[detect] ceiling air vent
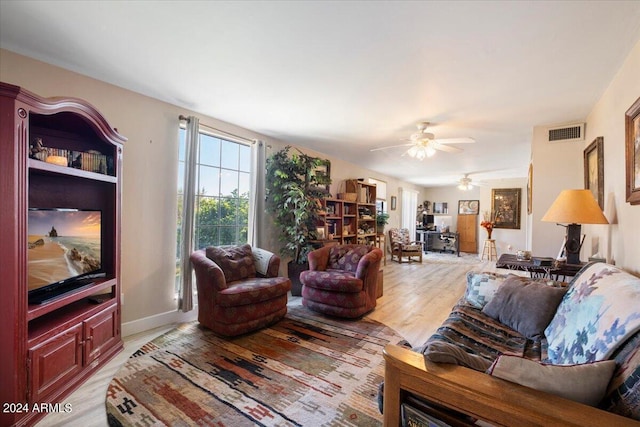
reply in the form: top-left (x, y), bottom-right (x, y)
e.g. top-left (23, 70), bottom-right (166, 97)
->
top-left (547, 123), bottom-right (585, 142)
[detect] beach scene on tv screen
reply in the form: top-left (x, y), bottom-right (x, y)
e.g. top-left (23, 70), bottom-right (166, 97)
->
top-left (28, 210), bottom-right (101, 290)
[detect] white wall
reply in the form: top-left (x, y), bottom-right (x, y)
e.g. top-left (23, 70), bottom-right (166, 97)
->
top-left (421, 185), bottom-right (481, 234)
top-left (531, 39), bottom-right (640, 275)
top-left (531, 125), bottom-right (584, 258)
top-left (479, 178), bottom-right (529, 257)
top-left (0, 48), bottom-right (426, 330)
top-left (423, 179), bottom-right (528, 258)
top-left (583, 39), bottom-right (640, 274)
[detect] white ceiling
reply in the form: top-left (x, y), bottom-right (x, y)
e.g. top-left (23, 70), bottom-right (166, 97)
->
top-left (2, 1), bottom-right (640, 186)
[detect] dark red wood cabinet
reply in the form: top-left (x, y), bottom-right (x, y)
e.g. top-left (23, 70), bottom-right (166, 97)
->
top-left (0, 83), bottom-right (125, 426)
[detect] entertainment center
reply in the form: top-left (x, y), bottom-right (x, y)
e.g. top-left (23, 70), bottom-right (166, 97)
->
top-left (0, 83), bottom-right (125, 426)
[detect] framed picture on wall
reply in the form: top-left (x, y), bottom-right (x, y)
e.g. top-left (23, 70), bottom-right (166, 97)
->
top-left (310, 159), bottom-right (331, 192)
top-left (625, 96), bottom-right (640, 205)
top-left (584, 136), bottom-right (604, 209)
top-left (458, 200), bottom-right (479, 215)
top-left (491, 188), bottom-right (521, 229)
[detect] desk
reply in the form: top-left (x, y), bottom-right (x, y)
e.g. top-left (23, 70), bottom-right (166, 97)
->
top-left (417, 230), bottom-right (460, 256)
top-left (496, 254), bottom-right (585, 280)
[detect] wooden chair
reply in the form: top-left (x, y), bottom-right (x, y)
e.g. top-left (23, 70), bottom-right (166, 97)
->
top-left (388, 228), bottom-right (423, 263)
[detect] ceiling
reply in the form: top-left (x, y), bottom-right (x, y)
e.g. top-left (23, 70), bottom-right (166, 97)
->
top-left (2, 1), bottom-right (640, 187)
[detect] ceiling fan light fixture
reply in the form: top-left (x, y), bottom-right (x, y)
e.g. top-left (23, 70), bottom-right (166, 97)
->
top-left (426, 145), bottom-right (436, 157)
top-left (458, 176), bottom-right (474, 190)
top-left (407, 145), bottom-right (427, 160)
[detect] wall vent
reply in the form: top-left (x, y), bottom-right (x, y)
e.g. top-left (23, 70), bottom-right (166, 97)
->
top-left (547, 123), bottom-right (585, 142)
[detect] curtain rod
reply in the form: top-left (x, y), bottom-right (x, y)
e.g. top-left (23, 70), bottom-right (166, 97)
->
top-left (179, 114), bottom-right (256, 144)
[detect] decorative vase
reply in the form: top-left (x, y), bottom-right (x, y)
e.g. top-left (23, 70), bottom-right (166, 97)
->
top-left (487, 229), bottom-right (492, 239)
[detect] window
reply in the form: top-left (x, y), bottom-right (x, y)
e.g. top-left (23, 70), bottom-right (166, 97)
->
top-left (176, 127), bottom-right (251, 290)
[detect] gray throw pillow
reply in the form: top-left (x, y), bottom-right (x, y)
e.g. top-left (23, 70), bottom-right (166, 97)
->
top-left (481, 275), bottom-right (567, 339)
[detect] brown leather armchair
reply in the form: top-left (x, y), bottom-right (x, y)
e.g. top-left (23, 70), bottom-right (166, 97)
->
top-left (388, 228), bottom-right (423, 263)
top-left (190, 244), bottom-right (291, 336)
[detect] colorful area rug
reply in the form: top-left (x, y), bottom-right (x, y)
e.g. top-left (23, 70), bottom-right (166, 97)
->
top-left (106, 306), bottom-right (405, 426)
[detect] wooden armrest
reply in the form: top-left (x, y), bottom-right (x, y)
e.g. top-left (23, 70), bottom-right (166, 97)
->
top-left (383, 344), bottom-right (637, 427)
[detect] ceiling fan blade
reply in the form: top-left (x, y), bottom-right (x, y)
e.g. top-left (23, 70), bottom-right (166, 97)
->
top-left (432, 137), bottom-right (475, 144)
top-left (370, 143), bottom-right (413, 152)
top-left (432, 143), bottom-right (463, 153)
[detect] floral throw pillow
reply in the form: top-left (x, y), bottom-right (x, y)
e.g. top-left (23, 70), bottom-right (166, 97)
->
top-left (545, 262), bottom-right (640, 365)
top-left (337, 246), bottom-right (369, 272)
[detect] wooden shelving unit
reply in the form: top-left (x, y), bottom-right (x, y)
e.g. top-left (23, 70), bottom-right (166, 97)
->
top-left (0, 82), bottom-right (125, 427)
top-left (345, 179), bottom-right (377, 245)
top-left (317, 198), bottom-right (358, 245)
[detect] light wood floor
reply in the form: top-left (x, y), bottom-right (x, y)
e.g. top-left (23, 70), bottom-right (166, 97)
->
top-left (36, 254), bottom-right (499, 426)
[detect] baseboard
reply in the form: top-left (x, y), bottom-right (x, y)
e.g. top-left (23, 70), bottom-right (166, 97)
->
top-left (122, 308), bottom-right (198, 337)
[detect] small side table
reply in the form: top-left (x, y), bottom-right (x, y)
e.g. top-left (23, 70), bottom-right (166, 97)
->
top-left (481, 239), bottom-right (497, 261)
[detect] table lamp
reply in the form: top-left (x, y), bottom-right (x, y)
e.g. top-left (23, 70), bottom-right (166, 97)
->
top-left (541, 189), bottom-right (608, 265)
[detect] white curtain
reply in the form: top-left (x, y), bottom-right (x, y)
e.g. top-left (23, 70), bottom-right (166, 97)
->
top-left (401, 188), bottom-right (418, 240)
top-left (178, 116), bottom-right (199, 312)
top-left (248, 140), bottom-right (266, 247)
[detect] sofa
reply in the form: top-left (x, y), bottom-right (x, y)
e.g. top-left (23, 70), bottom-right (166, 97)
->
top-left (382, 262), bottom-right (640, 426)
top-left (190, 244), bottom-right (291, 336)
top-left (300, 244), bottom-right (382, 318)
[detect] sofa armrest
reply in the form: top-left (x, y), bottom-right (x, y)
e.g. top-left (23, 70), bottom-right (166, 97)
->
top-left (190, 249), bottom-right (227, 292)
top-left (383, 344), bottom-right (637, 427)
top-left (307, 246), bottom-right (331, 271)
top-left (355, 247), bottom-right (382, 280)
top-left (251, 247), bottom-right (280, 277)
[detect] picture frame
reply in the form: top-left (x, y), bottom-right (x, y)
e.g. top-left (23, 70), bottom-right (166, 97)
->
top-left (584, 136), bottom-right (604, 209)
top-left (316, 226), bottom-right (326, 240)
top-left (311, 159), bottom-right (331, 192)
top-left (491, 188), bottom-right (521, 229)
top-left (390, 196), bottom-right (397, 211)
top-left (625, 96), bottom-right (640, 205)
top-left (458, 200), bottom-right (479, 215)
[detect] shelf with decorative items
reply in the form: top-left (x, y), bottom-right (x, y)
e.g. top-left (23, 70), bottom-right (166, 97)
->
top-left (345, 179), bottom-right (377, 245)
top-left (323, 198), bottom-right (343, 243)
top-left (315, 198), bottom-right (366, 245)
top-left (1, 82), bottom-right (125, 427)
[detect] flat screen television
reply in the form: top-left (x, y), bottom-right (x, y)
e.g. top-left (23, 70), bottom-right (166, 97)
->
top-left (28, 208), bottom-right (104, 304)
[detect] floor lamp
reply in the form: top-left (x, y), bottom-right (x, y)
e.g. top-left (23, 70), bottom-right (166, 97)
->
top-left (541, 189), bottom-right (608, 265)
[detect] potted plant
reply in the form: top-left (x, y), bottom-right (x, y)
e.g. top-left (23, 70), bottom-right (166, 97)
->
top-left (266, 146), bottom-right (331, 295)
top-left (376, 211), bottom-right (390, 234)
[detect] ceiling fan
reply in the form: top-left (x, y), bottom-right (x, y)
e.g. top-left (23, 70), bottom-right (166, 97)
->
top-left (457, 173), bottom-right (488, 190)
top-left (370, 122), bottom-right (475, 160)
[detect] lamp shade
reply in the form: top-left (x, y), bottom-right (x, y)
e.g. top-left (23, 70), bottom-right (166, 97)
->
top-left (541, 189), bottom-right (608, 224)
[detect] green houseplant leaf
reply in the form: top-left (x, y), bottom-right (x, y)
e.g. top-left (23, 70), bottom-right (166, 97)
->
top-left (266, 146), bottom-right (331, 264)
